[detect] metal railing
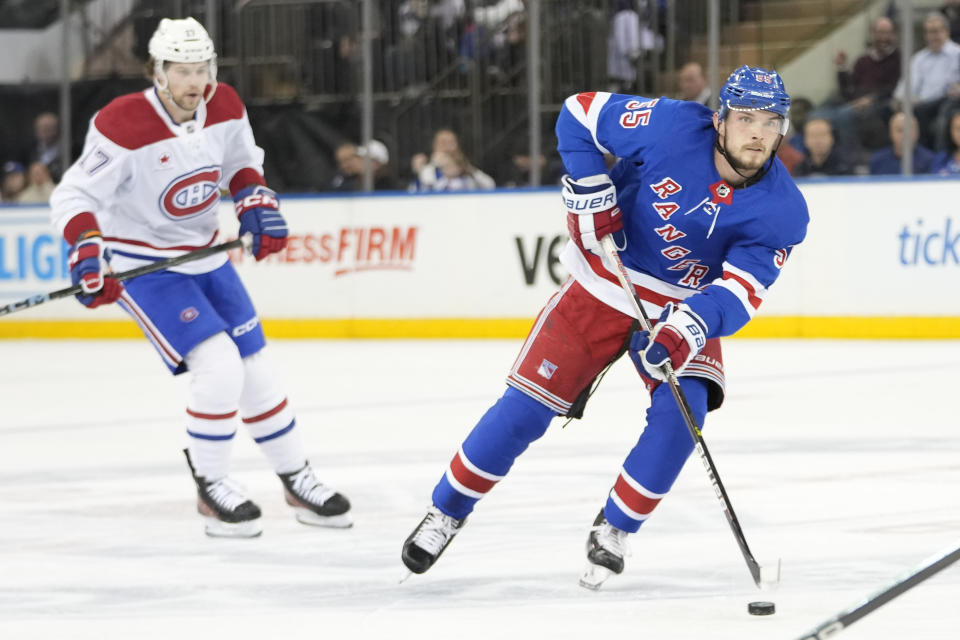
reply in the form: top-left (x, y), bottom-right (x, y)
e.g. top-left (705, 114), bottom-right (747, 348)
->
top-left (26, 0), bottom-right (915, 189)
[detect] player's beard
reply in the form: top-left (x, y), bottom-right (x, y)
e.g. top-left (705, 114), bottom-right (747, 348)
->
top-left (721, 136), bottom-right (771, 175)
top-left (172, 91), bottom-right (203, 113)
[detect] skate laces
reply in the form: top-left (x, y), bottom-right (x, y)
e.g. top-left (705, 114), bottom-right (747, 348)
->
top-left (593, 521), bottom-right (631, 559)
top-left (412, 507), bottom-right (462, 555)
top-left (287, 465), bottom-right (336, 506)
top-left (205, 477), bottom-right (250, 511)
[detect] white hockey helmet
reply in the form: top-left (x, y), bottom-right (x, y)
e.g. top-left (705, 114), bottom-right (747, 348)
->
top-left (148, 17), bottom-right (218, 102)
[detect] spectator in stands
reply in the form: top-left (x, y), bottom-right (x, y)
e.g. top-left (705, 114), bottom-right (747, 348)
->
top-left (941, 0), bottom-right (960, 41)
top-left (411, 128), bottom-right (495, 191)
top-left (607, 0), bottom-right (641, 93)
top-left (676, 61), bottom-right (711, 106)
top-left (27, 111), bottom-right (64, 183)
top-left (794, 118), bottom-right (855, 177)
top-left (892, 12), bottom-right (960, 149)
top-left (869, 112), bottom-right (938, 175)
top-left (932, 110), bottom-right (960, 174)
top-left (825, 16), bottom-right (900, 152)
top-left (387, 0), bottom-right (459, 93)
top-left (330, 140), bottom-right (398, 191)
top-left (787, 96), bottom-right (815, 152)
top-left (473, 0), bottom-right (524, 28)
top-left (1, 161), bottom-right (26, 202)
top-left (358, 139), bottom-right (399, 189)
top-left (16, 161), bottom-right (56, 203)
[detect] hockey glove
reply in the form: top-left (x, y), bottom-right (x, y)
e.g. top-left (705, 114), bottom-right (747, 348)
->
top-left (629, 302), bottom-right (708, 381)
top-left (67, 230), bottom-right (123, 308)
top-left (234, 185), bottom-right (288, 261)
top-left (561, 173), bottom-right (623, 252)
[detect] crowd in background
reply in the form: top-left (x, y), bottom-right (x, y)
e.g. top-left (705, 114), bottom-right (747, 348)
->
top-left (1, 111), bottom-right (61, 204)
top-left (782, 7), bottom-right (960, 179)
top-left (5, 1), bottom-right (960, 203)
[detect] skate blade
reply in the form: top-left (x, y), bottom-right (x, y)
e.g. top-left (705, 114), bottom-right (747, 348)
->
top-left (202, 517), bottom-right (263, 538)
top-left (293, 509), bottom-right (354, 529)
top-left (579, 563), bottom-right (614, 590)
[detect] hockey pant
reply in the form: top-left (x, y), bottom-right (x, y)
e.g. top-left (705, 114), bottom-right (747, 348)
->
top-left (431, 378), bottom-right (708, 529)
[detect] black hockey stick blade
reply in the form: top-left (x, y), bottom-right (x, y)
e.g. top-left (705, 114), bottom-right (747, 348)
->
top-left (0, 235), bottom-right (249, 318)
top-left (795, 541), bottom-right (960, 639)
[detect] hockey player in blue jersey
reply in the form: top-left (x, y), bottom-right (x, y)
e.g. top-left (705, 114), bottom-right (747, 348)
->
top-left (401, 66), bottom-right (809, 588)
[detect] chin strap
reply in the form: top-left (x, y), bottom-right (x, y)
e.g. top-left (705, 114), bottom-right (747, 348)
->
top-left (714, 133), bottom-right (783, 188)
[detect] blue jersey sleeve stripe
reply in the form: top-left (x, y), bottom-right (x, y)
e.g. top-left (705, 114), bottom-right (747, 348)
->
top-left (556, 93), bottom-right (614, 177)
top-left (684, 284), bottom-right (753, 338)
top-left (714, 278), bottom-right (760, 318)
top-left (562, 92), bottom-right (613, 155)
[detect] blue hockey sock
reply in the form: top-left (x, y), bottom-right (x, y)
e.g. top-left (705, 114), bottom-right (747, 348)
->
top-left (603, 377), bottom-right (709, 533)
top-left (432, 387), bottom-right (556, 519)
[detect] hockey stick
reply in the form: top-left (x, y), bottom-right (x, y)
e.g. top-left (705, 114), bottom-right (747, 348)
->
top-left (0, 235), bottom-right (251, 318)
top-left (795, 541), bottom-right (960, 639)
top-left (599, 234), bottom-right (778, 589)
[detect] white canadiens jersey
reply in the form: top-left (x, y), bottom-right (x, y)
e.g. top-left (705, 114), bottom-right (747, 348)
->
top-left (50, 84), bottom-right (265, 275)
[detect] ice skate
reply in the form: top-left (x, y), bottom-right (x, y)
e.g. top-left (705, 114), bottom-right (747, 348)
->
top-left (278, 462), bottom-right (352, 528)
top-left (579, 510), bottom-right (630, 590)
top-left (183, 449), bottom-right (262, 538)
top-left (401, 506), bottom-right (466, 575)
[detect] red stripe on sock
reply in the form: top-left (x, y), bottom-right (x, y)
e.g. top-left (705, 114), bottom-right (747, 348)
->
top-left (613, 475), bottom-right (662, 516)
top-left (242, 398), bottom-right (288, 424)
top-left (449, 451), bottom-right (498, 494)
top-left (186, 408), bottom-right (238, 420)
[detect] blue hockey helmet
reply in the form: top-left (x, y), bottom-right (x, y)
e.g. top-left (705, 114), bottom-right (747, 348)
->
top-left (718, 65), bottom-right (790, 134)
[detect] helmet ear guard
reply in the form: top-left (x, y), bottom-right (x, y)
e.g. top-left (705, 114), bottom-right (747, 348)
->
top-left (148, 17), bottom-right (218, 103)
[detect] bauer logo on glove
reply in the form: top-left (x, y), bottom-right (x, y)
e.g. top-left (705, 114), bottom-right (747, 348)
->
top-left (561, 173), bottom-right (623, 253)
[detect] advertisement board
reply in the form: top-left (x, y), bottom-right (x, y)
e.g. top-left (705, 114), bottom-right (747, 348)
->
top-left (1, 179), bottom-right (958, 338)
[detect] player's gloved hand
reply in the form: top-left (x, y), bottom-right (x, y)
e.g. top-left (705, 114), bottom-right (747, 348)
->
top-left (629, 302), bottom-right (708, 381)
top-left (561, 173), bottom-right (622, 252)
top-left (234, 185), bottom-right (288, 261)
top-left (67, 230), bottom-right (123, 308)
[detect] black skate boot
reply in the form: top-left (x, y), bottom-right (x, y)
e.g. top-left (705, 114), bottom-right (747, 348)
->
top-left (278, 462), bottom-right (352, 528)
top-left (579, 509), bottom-right (630, 590)
top-left (401, 506), bottom-right (466, 574)
top-left (183, 449), bottom-right (262, 538)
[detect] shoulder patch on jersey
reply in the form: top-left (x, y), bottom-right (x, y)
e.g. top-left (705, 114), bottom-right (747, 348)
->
top-left (94, 92), bottom-right (175, 150)
top-left (205, 83), bottom-right (245, 127)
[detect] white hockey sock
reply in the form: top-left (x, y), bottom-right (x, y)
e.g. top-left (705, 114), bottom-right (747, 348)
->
top-left (183, 333), bottom-right (244, 480)
top-left (240, 349), bottom-right (307, 474)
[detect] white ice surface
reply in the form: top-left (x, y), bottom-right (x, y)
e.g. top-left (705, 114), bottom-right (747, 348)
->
top-left (1, 338), bottom-right (958, 640)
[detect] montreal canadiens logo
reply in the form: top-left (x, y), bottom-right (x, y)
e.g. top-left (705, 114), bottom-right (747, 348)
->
top-left (159, 166), bottom-right (222, 220)
top-left (180, 307), bottom-right (199, 322)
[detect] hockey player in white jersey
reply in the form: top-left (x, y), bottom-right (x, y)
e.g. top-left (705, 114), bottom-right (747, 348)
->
top-left (49, 17), bottom-right (351, 537)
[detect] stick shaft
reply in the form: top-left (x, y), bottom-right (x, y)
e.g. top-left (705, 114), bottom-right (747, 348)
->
top-left (796, 543), bottom-right (960, 639)
top-left (0, 238), bottom-right (244, 318)
top-left (599, 235), bottom-right (765, 586)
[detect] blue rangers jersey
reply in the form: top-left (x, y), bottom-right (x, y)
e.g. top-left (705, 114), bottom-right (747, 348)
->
top-left (555, 92), bottom-right (809, 338)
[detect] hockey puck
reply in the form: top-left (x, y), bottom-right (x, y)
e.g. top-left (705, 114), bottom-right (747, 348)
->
top-left (748, 601), bottom-right (775, 616)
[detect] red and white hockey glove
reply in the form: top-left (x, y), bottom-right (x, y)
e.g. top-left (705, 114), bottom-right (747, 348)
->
top-left (234, 185), bottom-right (288, 261)
top-left (561, 173), bottom-right (623, 252)
top-left (629, 303), bottom-right (708, 381)
top-left (67, 229), bottom-right (122, 309)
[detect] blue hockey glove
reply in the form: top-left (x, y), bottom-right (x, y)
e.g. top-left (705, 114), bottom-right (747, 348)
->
top-left (234, 185), bottom-right (288, 260)
top-left (629, 302), bottom-right (708, 381)
top-left (67, 230), bottom-right (123, 308)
